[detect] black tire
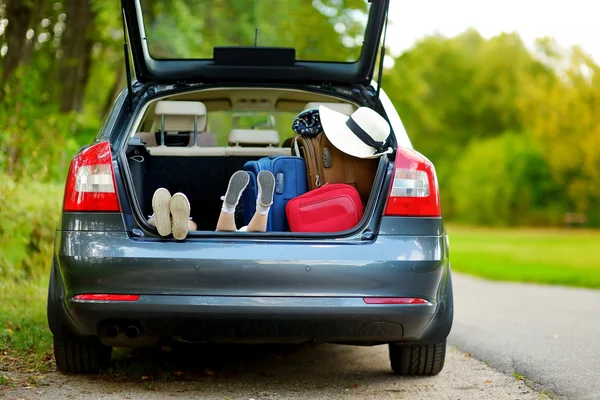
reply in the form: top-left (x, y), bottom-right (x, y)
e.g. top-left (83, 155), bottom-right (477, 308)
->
top-left (54, 336), bottom-right (112, 374)
top-left (388, 340), bottom-right (446, 376)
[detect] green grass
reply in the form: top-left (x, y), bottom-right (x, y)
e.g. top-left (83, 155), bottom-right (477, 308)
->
top-left (513, 371), bottom-right (524, 381)
top-left (0, 276), bottom-right (54, 374)
top-left (447, 224), bottom-right (600, 288)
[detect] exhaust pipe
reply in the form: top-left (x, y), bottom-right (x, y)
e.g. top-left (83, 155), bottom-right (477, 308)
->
top-left (105, 325), bottom-right (120, 338)
top-left (125, 325), bottom-right (140, 339)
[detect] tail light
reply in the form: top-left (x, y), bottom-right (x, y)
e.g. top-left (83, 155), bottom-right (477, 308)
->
top-left (384, 147), bottom-right (441, 217)
top-left (63, 141), bottom-right (121, 212)
top-left (363, 297), bottom-right (430, 305)
top-left (72, 294), bottom-right (139, 302)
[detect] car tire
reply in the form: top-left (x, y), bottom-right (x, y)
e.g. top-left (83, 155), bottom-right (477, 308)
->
top-left (54, 336), bottom-right (112, 374)
top-left (388, 339), bottom-right (446, 376)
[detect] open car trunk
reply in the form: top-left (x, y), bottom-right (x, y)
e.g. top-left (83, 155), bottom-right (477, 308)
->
top-left (119, 86), bottom-right (394, 239)
top-left (126, 142), bottom-right (278, 232)
top-left (124, 139), bottom-right (390, 238)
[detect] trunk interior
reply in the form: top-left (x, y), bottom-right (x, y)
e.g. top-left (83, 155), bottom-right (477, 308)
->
top-left (122, 87), bottom-right (389, 236)
top-left (127, 148), bottom-right (290, 230)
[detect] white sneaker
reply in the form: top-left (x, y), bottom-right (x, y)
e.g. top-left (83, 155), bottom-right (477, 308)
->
top-left (151, 188), bottom-right (172, 237)
top-left (170, 192), bottom-right (191, 241)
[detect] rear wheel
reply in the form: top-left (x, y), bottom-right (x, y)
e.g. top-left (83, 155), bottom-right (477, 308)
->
top-left (54, 336), bottom-right (112, 374)
top-left (388, 340), bottom-right (446, 376)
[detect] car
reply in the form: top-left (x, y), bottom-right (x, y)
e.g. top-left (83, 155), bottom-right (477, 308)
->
top-left (47, 0), bottom-right (453, 376)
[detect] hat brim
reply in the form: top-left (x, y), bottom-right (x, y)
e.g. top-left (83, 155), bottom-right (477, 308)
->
top-left (319, 105), bottom-right (386, 159)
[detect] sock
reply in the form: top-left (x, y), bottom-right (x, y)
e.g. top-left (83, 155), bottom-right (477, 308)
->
top-left (221, 195), bottom-right (236, 214)
top-left (256, 202), bottom-right (270, 215)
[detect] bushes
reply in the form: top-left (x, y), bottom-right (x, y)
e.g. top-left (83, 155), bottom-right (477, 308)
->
top-left (447, 132), bottom-right (566, 226)
top-left (0, 174), bottom-right (63, 281)
top-left (0, 67), bottom-right (94, 183)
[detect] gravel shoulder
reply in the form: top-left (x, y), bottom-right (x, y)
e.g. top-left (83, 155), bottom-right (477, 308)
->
top-left (1, 343), bottom-right (543, 400)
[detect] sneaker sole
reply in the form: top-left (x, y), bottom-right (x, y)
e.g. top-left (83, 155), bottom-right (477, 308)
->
top-left (151, 188), bottom-right (172, 236)
top-left (224, 170), bottom-right (250, 208)
top-left (170, 193), bottom-right (191, 241)
top-left (257, 170), bottom-right (275, 207)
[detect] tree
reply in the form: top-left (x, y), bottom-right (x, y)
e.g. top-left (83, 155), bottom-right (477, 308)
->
top-left (520, 44), bottom-right (600, 220)
top-left (385, 30), bottom-right (554, 165)
top-left (1, 0), bottom-right (46, 84)
top-left (57, 0), bottom-right (96, 113)
top-left (383, 30), bottom-right (557, 219)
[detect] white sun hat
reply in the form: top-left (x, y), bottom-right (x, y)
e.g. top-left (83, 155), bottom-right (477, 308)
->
top-left (319, 105), bottom-right (392, 159)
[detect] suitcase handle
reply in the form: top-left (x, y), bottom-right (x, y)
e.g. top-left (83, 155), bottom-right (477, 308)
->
top-left (276, 172), bottom-right (284, 194)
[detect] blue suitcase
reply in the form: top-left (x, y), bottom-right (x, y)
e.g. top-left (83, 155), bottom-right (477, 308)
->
top-left (242, 156), bottom-right (308, 232)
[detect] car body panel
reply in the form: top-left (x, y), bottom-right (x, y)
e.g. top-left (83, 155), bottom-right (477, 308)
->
top-left (56, 230), bottom-right (447, 298)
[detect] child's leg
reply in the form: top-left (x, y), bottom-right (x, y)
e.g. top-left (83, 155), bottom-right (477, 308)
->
top-left (247, 170), bottom-right (275, 232)
top-left (170, 192), bottom-right (191, 240)
top-left (216, 170), bottom-right (249, 232)
top-left (151, 188), bottom-right (172, 236)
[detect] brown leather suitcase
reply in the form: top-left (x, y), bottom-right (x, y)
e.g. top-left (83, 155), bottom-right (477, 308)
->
top-left (292, 133), bottom-right (378, 204)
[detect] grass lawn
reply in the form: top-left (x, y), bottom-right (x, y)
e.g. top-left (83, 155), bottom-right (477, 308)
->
top-left (446, 224), bottom-right (600, 288)
top-left (0, 276), bottom-right (54, 374)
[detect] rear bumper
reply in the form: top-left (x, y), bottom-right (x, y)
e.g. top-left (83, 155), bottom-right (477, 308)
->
top-left (66, 293), bottom-right (451, 345)
top-left (49, 216), bottom-right (453, 345)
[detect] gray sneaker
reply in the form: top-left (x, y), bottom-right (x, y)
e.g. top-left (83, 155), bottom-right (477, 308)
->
top-left (223, 170), bottom-right (250, 209)
top-left (257, 170), bottom-right (275, 208)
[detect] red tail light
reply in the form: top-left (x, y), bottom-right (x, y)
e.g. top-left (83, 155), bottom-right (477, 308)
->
top-left (363, 297), bottom-right (430, 305)
top-left (72, 294), bottom-right (140, 302)
top-left (384, 147), bottom-right (441, 217)
top-left (63, 141), bottom-right (121, 212)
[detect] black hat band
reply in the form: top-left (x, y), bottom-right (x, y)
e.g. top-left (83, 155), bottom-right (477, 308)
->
top-left (345, 116), bottom-right (388, 154)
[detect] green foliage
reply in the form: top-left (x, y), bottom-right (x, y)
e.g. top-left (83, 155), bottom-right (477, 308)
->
top-left (0, 65), bottom-right (96, 182)
top-left (448, 132), bottom-right (565, 226)
top-left (385, 30), bottom-right (599, 226)
top-left (0, 174), bottom-right (62, 281)
top-left (520, 45), bottom-right (600, 217)
top-left (386, 30), bottom-right (552, 166)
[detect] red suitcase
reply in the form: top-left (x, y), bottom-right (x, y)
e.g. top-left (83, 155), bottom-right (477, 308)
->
top-left (286, 183), bottom-right (364, 233)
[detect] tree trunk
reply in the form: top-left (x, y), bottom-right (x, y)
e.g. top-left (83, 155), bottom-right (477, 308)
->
top-left (21, 2), bottom-right (47, 67)
top-left (2, 0), bottom-right (44, 83)
top-left (58, 0), bottom-right (97, 113)
top-left (72, 35), bottom-right (94, 112)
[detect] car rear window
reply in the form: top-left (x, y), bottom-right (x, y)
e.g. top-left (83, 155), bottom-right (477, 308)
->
top-left (138, 0), bottom-right (371, 62)
top-left (208, 111), bottom-right (298, 146)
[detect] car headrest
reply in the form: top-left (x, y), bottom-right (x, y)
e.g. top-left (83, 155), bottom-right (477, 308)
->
top-left (155, 101), bottom-right (207, 132)
top-left (228, 129), bottom-right (280, 147)
top-left (304, 102), bottom-right (355, 116)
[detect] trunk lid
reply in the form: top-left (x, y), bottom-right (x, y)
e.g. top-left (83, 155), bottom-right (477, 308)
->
top-left (121, 0), bottom-right (390, 85)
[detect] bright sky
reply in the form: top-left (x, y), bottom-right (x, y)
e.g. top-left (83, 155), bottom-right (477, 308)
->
top-left (386, 0), bottom-right (600, 63)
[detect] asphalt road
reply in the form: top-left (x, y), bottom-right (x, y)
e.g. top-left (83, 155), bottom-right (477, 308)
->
top-left (449, 272), bottom-right (600, 400)
top-left (2, 344), bottom-right (539, 400)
